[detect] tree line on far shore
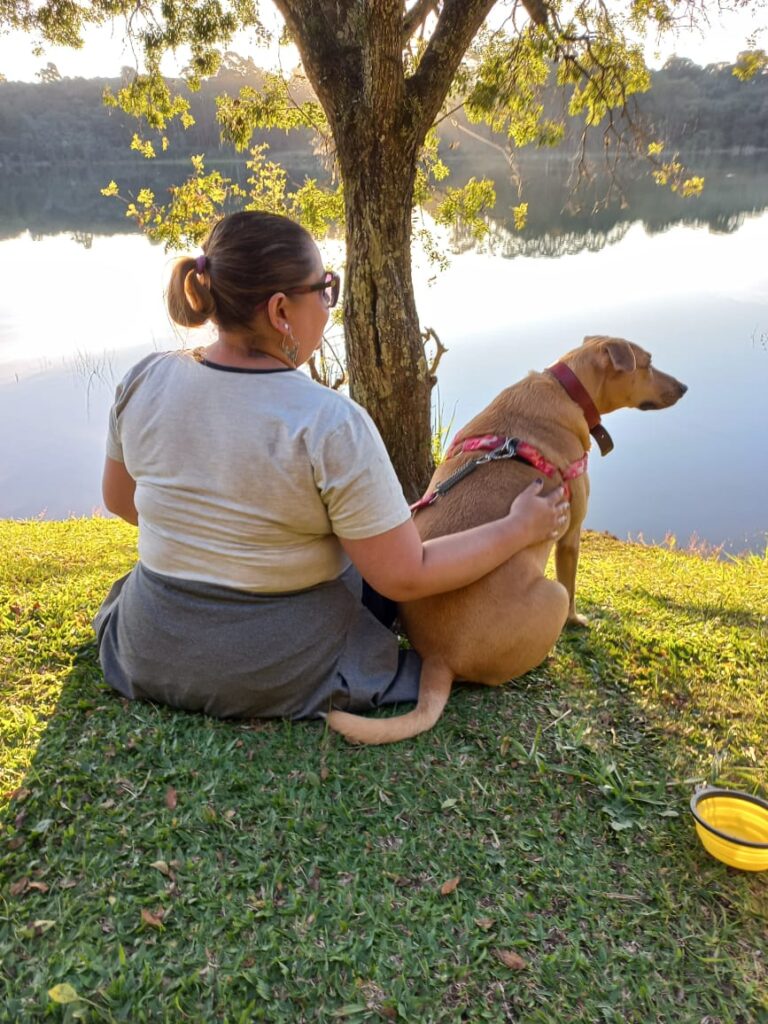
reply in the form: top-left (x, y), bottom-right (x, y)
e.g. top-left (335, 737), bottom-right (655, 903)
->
top-left (1, 54), bottom-right (766, 178)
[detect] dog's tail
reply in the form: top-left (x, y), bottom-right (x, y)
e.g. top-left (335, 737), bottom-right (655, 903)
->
top-left (326, 657), bottom-right (454, 745)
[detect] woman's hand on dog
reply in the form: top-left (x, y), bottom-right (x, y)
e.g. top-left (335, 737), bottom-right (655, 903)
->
top-left (340, 481), bottom-right (570, 601)
top-left (507, 480), bottom-right (570, 546)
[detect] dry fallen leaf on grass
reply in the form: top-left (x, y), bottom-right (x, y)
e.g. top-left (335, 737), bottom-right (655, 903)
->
top-left (140, 908), bottom-right (165, 929)
top-left (26, 919), bottom-right (56, 937)
top-left (10, 877), bottom-right (29, 896)
top-left (475, 916), bottom-right (494, 931)
top-left (440, 876), bottom-right (460, 895)
top-left (165, 787), bottom-right (177, 810)
top-left (495, 949), bottom-right (528, 971)
top-left (149, 860), bottom-right (171, 877)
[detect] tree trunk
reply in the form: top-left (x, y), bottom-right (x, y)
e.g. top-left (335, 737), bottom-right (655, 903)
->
top-left (337, 132), bottom-right (434, 502)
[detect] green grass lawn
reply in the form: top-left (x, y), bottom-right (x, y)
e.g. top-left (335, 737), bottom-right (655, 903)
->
top-left (1, 519), bottom-right (767, 1023)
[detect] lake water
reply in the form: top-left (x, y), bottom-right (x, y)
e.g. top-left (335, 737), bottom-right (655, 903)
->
top-left (1, 158), bottom-right (767, 554)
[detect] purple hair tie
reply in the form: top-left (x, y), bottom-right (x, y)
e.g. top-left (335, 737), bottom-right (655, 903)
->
top-left (195, 254), bottom-right (207, 274)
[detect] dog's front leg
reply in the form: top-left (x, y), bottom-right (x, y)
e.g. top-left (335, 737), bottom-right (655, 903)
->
top-left (555, 530), bottom-right (589, 627)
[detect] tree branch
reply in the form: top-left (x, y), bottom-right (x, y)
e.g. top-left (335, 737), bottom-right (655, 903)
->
top-left (405, 0), bottom-right (497, 138)
top-left (275, 1), bottom-right (405, 131)
top-left (518, 0), bottom-right (550, 28)
top-left (271, 1), bottom-right (345, 117)
top-left (402, 0), bottom-right (438, 45)
top-left (423, 326), bottom-right (448, 384)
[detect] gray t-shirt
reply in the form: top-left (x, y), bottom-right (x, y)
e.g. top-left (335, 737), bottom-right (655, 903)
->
top-left (107, 350), bottom-right (411, 592)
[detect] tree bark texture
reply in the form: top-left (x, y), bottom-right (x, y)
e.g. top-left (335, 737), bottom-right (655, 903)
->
top-left (339, 135), bottom-right (433, 502)
top-left (273, 0), bottom-right (497, 498)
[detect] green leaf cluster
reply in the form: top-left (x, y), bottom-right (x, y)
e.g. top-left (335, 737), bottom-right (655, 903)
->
top-left (512, 202), bottom-right (528, 231)
top-left (122, 154), bottom-right (236, 248)
top-left (139, 0), bottom-right (246, 86)
top-left (647, 144), bottom-right (705, 197)
top-left (465, 29), bottom-right (565, 149)
top-left (109, 145), bottom-right (343, 250)
top-left (241, 143), bottom-right (289, 215)
top-left (413, 128), bottom-right (450, 207)
top-left (434, 177), bottom-right (496, 242)
top-left (217, 72), bottom-right (328, 151)
top-left (564, 39), bottom-right (651, 127)
top-left (627, 0), bottom-right (677, 33)
top-left (104, 75), bottom-right (193, 132)
top-left (288, 178), bottom-right (344, 237)
top-left (412, 227), bottom-right (450, 272)
top-left (733, 49), bottom-right (768, 82)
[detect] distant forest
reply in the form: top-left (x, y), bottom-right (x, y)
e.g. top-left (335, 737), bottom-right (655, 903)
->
top-left (2, 54), bottom-right (768, 246)
top-left (1, 54), bottom-right (767, 178)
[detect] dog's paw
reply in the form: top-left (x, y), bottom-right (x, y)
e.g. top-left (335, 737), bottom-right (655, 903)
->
top-left (565, 613), bottom-right (590, 629)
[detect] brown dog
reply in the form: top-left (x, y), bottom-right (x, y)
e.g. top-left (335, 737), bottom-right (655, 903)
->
top-left (328, 336), bottom-right (687, 744)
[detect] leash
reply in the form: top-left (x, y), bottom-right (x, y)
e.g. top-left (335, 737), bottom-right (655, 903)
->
top-left (410, 437), bottom-right (521, 513)
top-left (410, 434), bottom-right (588, 513)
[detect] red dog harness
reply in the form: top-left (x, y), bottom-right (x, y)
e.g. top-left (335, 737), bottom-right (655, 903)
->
top-left (410, 434), bottom-right (588, 513)
top-left (409, 361), bottom-right (611, 514)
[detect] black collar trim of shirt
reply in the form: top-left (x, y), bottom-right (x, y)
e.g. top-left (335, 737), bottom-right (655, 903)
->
top-left (198, 357), bottom-right (294, 374)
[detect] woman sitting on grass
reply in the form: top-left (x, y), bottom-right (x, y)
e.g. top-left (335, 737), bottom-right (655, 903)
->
top-left (94, 210), bottom-right (568, 720)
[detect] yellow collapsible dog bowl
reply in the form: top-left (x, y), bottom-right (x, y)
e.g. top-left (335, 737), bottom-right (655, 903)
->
top-left (690, 789), bottom-right (768, 871)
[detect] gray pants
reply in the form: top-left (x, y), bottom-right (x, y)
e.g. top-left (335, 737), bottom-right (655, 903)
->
top-left (92, 562), bottom-right (421, 720)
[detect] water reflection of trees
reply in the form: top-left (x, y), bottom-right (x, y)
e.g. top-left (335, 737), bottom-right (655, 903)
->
top-left (0, 155), bottom-right (323, 242)
top-left (449, 216), bottom-right (633, 259)
top-left (2, 149), bottom-right (768, 256)
top-left (445, 152), bottom-right (768, 257)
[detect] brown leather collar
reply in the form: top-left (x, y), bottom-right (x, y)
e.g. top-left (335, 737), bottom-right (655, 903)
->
top-left (547, 361), bottom-right (614, 456)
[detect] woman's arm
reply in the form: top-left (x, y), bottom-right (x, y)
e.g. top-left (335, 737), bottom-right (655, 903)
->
top-left (102, 457), bottom-right (139, 526)
top-left (339, 480), bottom-right (568, 601)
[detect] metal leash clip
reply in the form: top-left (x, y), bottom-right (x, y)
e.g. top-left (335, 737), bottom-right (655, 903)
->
top-left (431, 437), bottom-right (520, 502)
top-left (476, 437), bottom-right (519, 464)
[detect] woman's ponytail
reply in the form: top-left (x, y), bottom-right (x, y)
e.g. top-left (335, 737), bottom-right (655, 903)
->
top-left (166, 256), bottom-right (216, 328)
top-left (166, 212), bottom-right (316, 333)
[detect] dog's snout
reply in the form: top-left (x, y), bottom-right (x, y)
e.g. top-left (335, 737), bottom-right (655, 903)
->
top-left (678, 382), bottom-right (688, 395)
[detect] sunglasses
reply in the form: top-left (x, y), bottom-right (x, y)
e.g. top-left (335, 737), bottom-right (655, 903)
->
top-left (253, 270), bottom-right (341, 314)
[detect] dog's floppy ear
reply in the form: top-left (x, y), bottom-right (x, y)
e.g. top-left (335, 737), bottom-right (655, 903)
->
top-left (602, 338), bottom-right (636, 373)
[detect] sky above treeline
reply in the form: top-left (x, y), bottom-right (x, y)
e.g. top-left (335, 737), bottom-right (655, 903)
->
top-left (0, 3), bottom-right (764, 83)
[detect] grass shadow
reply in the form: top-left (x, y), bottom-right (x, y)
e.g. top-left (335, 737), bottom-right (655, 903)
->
top-left (623, 586), bottom-right (767, 633)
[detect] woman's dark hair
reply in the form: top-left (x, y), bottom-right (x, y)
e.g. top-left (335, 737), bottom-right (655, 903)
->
top-left (166, 211), bottom-right (316, 330)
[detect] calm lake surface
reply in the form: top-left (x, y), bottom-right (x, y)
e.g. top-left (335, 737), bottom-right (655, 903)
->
top-left (1, 156), bottom-right (767, 554)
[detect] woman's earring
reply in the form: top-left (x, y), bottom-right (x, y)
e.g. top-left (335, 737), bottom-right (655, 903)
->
top-left (280, 326), bottom-right (300, 366)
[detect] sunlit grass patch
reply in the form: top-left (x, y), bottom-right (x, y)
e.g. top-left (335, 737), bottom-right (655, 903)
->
top-left (1, 520), bottom-right (766, 1022)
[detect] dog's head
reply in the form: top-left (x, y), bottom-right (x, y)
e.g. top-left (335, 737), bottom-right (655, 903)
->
top-left (572, 335), bottom-right (687, 414)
